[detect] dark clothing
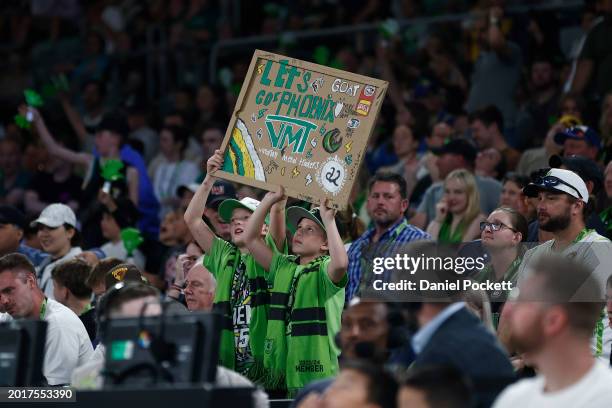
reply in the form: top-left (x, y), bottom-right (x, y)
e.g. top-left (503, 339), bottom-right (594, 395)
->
top-left (581, 16), bottom-right (612, 98)
top-left (28, 171), bottom-right (83, 207)
top-left (79, 307), bottom-right (97, 345)
top-left (412, 308), bottom-right (515, 408)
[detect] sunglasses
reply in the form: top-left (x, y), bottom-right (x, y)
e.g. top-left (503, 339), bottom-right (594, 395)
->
top-left (535, 175), bottom-right (582, 199)
top-left (479, 221), bottom-right (516, 232)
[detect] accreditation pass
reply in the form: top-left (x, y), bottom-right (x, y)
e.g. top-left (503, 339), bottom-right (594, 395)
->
top-left (0, 387), bottom-right (76, 402)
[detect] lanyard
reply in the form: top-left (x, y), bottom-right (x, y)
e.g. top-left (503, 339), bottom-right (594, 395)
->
top-left (81, 303), bottom-right (92, 315)
top-left (573, 228), bottom-right (593, 244)
top-left (39, 297), bottom-right (48, 320)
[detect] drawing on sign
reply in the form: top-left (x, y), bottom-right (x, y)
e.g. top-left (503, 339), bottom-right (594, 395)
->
top-left (311, 77), bottom-right (324, 94)
top-left (331, 79), bottom-right (361, 97)
top-left (265, 115), bottom-right (318, 154)
top-left (317, 156), bottom-right (346, 195)
top-left (305, 173), bottom-right (313, 186)
top-left (347, 118), bottom-right (360, 129)
top-left (222, 118), bottom-right (266, 181)
top-left (322, 128), bottom-right (342, 153)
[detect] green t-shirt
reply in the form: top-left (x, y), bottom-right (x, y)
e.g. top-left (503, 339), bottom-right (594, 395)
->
top-left (204, 235), bottom-right (281, 375)
top-left (269, 253), bottom-right (347, 366)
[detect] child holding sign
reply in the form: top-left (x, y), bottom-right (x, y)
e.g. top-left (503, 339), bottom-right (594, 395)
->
top-left (183, 149), bottom-right (286, 385)
top-left (243, 186), bottom-right (347, 396)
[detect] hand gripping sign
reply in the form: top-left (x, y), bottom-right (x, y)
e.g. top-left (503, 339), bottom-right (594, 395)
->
top-left (214, 50), bottom-right (388, 209)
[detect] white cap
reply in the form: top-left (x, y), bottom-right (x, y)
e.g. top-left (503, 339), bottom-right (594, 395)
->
top-left (31, 203), bottom-right (77, 228)
top-left (218, 197), bottom-right (262, 223)
top-left (523, 168), bottom-right (589, 203)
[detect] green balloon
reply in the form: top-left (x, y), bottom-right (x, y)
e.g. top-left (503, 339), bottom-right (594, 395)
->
top-left (120, 227), bottom-right (144, 257)
top-left (100, 159), bottom-right (125, 181)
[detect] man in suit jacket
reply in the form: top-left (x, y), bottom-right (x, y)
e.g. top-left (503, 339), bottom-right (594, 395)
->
top-left (409, 302), bottom-right (515, 408)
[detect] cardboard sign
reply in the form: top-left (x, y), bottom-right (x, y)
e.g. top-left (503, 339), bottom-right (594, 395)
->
top-left (215, 49), bottom-right (388, 208)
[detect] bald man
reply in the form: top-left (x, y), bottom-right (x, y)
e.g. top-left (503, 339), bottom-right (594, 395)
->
top-left (184, 263), bottom-right (216, 311)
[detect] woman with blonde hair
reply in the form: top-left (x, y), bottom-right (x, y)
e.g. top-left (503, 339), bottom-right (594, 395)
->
top-left (427, 169), bottom-right (486, 243)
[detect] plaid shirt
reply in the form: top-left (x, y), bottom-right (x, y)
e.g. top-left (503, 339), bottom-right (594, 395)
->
top-left (346, 218), bottom-right (431, 301)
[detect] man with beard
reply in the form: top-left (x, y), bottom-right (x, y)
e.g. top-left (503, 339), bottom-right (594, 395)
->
top-left (494, 255), bottom-right (612, 407)
top-left (346, 173), bottom-right (430, 301)
top-left (511, 168), bottom-right (612, 363)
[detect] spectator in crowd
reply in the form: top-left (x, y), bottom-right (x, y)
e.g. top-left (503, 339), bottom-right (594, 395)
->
top-left (99, 196), bottom-right (145, 269)
top-left (0, 253), bottom-right (93, 385)
top-left (474, 207), bottom-right (528, 328)
top-left (494, 255), bottom-right (612, 407)
top-left (51, 258), bottom-right (97, 343)
top-left (0, 205), bottom-right (47, 266)
top-left (59, 80), bottom-right (107, 153)
top-left (427, 169), bottom-right (486, 243)
top-left (571, 0), bottom-right (612, 103)
top-left (203, 180), bottom-right (237, 241)
top-left (510, 168), bottom-right (612, 363)
top-left (183, 263), bottom-right (216, 311)
top-left (26, 106), bottom-right (159, 245)
top-left (184, 150), bottom-right (286, 385)
top-left (554, 126), bottom-right (601, 161)
top-left (598, 161), bottom-right (612, 234)
top-left (475, 147), bottom-right (506, 180)
top-left (470, 105), bottom-right (520, 170)
top-left (0, 137), bottom-right (30, 208)
top-left (198, 124), bottom-right (225, 180)
top-left (466, 6), bottom-right (522, 138)
top-left (347, 172), bottom-right (430, 301)
top-left (397, 365), bottom-right (472, 408)
top-left (411, 139), bottom-right (502, 230)
top-left (379, 125), bottom-right (422, 200)
top-left (607, 274), bottom-right (612, 330)
top-left (24, 143), bottom-right (82, 216)
top-left (152, 125), bottom-right (199, 218)
top-left (516, 56), bottom-right (562, 149)
top-left (499, 173), bottom-right (535, 222)
top-left (244, 188), bottom-right (347, 396)
top-left (515, 119), bottom-right (565, 177)
top-left (126, 103), bottom-right (158, 164)
top-left (85, 257), bottom-right (123, 297)
top-left (33, 203), bottom-right (83, 299)
top-left (176, 183), bottom-right (198, 212)
top-left (296, 359), bottom-right (398, 408)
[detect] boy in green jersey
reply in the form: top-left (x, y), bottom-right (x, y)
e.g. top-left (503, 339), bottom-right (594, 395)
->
top-left (244, 186), bottom-right (348, 396)
top-left (184, 149), bottom-right (286, 383)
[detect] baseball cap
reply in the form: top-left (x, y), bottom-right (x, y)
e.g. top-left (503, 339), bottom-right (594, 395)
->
top-left (105, 263), bottom-right (149, 290)
top-left (549, 155), bottom-right (603, 194)
top-left (554, 126), bottom-right (602, 149)
top-left (176, 182), bottom-right (199, 197)
top-left (432, 138), bottom-right (477, 163)
top-left (206, 180), bottom-right (237, 209)
top-left (218, 197), bottom-right (262, 223)
top-left (286, 206), bottom-right (326, 234)
top-left (523, 168), bottom-right (589, 203)
top-left (97, 111), bottom-right (130, 137)
top-left (0, 205), bottom-right (26, 229)
top-left (30, 203), bottom-right (77, 228)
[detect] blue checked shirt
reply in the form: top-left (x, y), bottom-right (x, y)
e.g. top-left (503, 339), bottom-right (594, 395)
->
top-left (346, 218), bottom-right (431, 301)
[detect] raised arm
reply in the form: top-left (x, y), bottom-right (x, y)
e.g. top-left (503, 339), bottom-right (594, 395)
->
top-left (59, 95), bottom-right (88, 144)
top-left (269, 193), bottom-right (287, 251)
top-left (244, 186), bottom-right (285, 271)
top-left (183, 150), bottom-right (223, 253)
top-left (22, 106), bottom-right (92, 168)
top-left (319, 200), bottom-right (348, 284)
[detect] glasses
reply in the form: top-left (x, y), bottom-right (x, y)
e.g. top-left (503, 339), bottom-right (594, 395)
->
top-left (535, 175), bottom-right (582, 199)
top-left (479, 221), bottom-right (516, 232)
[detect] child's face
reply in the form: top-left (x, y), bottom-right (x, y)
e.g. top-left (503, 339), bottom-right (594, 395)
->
top-left (292, 218), bottom-right (326, 256)
top-left (100, 212), bottom-right (120, 241)
top-left (229, 208), bottom-right (252, 246)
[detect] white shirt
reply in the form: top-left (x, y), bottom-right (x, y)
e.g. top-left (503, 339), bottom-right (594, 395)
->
top-left (43, 299), bottom-right (94, 385)
top-left (100, 241), bottom-right (145, 270)
top-left (0, 312), bottom-right (12, 322)
top-left (36, 247), bottom-right (82, 299)
top-left (494, 361), bottom-right (612, 408)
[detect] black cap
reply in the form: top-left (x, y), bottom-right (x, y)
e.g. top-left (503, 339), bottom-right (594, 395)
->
top-left (98, 111), bottom-right (130, 137)
top-left (103, 198), bottom-right (140, 229)
top-left (432, 138), bottom-right (477, 164)
top-left (549, 154), bottom-right (603, 194)
top-left (105, 263), bottom-right (148, 290)
top-left (0, 205), bottom-right (26, 229)
top-left (206, 180), bottom-right (237, 210)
